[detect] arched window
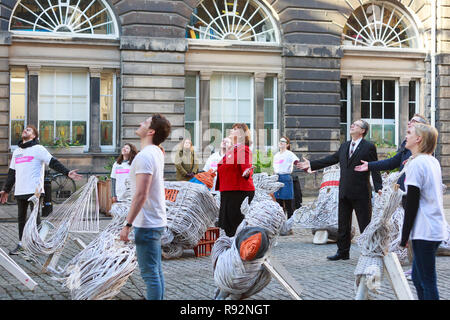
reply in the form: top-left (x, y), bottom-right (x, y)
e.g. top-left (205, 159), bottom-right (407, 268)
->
top-left (186, 0), bottom-right (279, 44)
top-left (342, 1), bottom-right (419, 49)
top-left (9, 0), bottom-right (118, 38)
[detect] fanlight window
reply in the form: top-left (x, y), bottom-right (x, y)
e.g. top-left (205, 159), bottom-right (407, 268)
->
top-left (343, 2), bottom-right (419, 49)
top-left (9, 0), bottom-right (118, 38)
top-left (187, 0), bottom-right (279, 44)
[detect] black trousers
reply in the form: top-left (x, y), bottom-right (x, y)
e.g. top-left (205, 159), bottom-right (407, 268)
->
top-left (276, 198), bottom-right (294, 219)
top-left (219, 190), bottom-right (255, 237)
top-left (16, 195), bottom-right (42, 241)
top-left (337, 196), bottom-right (372, 255)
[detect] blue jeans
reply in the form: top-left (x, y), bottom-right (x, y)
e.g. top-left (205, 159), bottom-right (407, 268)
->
top-left (411, 239), bottom-right (442, 300)
top-left (134, 227), bottom-right (165, 300)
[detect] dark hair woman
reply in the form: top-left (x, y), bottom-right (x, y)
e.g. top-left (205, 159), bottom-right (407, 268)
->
top-left (111, 143), bottom-right (138, 202)
top-left (215, 124), bottom-right (255, 237)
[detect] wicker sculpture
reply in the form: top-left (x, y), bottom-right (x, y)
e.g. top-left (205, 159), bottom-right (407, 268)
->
top-left (290, 165), bottom-right (340, 238)
top-left (354, 169), bottom-right (405, 297)
top-left (161, 181), bottom-right (220, 259)
top-left (211, 173), bottom-right (286, 300)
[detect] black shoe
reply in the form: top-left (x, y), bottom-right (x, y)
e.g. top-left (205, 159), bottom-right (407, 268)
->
top-left (9, 244), bottom-right (24, 255)
top-left (327, 252), bottom-right (349, 261)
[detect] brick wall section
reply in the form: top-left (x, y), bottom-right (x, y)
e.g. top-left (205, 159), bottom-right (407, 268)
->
top-left (120, 37), bottom-right (187, 176)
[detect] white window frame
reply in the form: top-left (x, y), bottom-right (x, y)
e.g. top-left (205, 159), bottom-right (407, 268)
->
top-left (100, 73), bottom-right (116, 151)
top-left (184, 74), bottom-right (201, 151)
top-left (340, 78), bottom-right (351, 142)
top-left (342, 1), bottom-right (422, 51)
top-left (210, 73), bottom-right (254, 149)
top-left (38, 69), bottom-right (90, 152)
top-left (9, 0), bottom-right (119, 39)
top-left (264, 76), bottom-right (278, 151)
top-left (9, 69), bottom-right (28, 151)
top-left (361, 78), bottom-right (398, 147)
top-left (187, 0), bottom-right (280, 46)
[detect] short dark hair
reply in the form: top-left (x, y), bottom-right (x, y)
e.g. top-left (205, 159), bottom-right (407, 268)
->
top-left (150, 114), bottom-right (171, 146)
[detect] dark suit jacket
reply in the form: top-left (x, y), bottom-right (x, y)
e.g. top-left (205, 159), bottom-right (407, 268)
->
top-left (310, 139), bottom-right (382, 200)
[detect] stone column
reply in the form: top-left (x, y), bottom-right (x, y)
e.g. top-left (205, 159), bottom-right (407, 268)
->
top-left (254, 72), bottom-right (266, 150)
top-left (27, 65), bottom-right (41, 128)
top-left (199, 71), bottom-right (212, 159)
top-left (399, 77), bottom-right (411, 143)
top-left (351, 75), bottom-right (363, 123)
top-left (89, 67), bottom-right (102, 153)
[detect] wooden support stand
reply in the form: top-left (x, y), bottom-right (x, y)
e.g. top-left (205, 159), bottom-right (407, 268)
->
top-left (263, 255), bottom-right (303, 300)
top-left (355, 252), bottom-right (414, 300)
top-left (0, 248), bottom-right (38, 290)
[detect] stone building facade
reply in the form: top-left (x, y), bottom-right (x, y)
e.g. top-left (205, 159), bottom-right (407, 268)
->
top-left (0, 0), bottom-right (449, 188)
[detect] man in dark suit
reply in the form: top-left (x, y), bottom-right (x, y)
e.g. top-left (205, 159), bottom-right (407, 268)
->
top-left (296, 119), bottom-right (382, 261)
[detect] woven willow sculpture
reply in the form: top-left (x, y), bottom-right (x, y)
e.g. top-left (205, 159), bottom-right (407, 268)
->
top-left (211, 173), bottom-right (286, 300)
top-left (354, 169), bottom-right (405, 296)
top-left (50, 181), bottom-right (137, 300)
top-left (161, 181), bottom-right (220, 259)
top-left (21, 176), bottom-right (100, 264)
top-left (291, 165), bottom-right (340, 233)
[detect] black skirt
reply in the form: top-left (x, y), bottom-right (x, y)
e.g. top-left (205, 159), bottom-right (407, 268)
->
top-left (218, 190), bottom-right (255, 237)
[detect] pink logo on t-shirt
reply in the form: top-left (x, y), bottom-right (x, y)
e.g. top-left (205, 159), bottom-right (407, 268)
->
top-left (116, 169), bottom-right (130, 174)
top-left (15, 156), bottom-right (34, 164)
top-left (211, 162), bottom-right (218, 168)
top-left (275, 159), bottom-right (285, 164)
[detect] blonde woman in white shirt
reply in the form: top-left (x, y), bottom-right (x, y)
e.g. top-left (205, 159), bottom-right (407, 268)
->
top-left (273, 136), bottom-right (300, 219)
top-left (401, 123), bottom-right (448, 300)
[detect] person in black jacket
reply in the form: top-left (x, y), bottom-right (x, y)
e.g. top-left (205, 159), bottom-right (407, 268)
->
top-left (297, 119), bottom-right (382, 261)
top-left (354, 114), bottom-right (428, 204)
top-left (0, 125), bottom-right (82, 255)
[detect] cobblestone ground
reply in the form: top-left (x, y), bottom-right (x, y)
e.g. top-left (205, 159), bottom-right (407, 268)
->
top-left (1, 204), bottom-right (449, 301)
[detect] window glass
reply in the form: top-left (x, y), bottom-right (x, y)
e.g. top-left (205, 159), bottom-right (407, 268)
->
top-left (184, 75), bottom-right (198, 146)
top-left (39, 70), bottom-right (88, 146)
top-left (10, 0), bottom-right (117, 37)
top-left (100, 73), bottom-right (115, 146)
top-left (361, 79), bottom-right (397, 146)
top-left (10, 70), bottom-right (27, 146)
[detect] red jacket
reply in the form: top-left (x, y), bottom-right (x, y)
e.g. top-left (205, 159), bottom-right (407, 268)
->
top-left (215, 144), bottom-right (255, 192)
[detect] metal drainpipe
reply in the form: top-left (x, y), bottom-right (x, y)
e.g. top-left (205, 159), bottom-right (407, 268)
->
top-left (431, 0), bottom-right (437, 127)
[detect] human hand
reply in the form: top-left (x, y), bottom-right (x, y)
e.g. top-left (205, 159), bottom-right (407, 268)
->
top-left (242, 167), bottom-right (252, 178)
top-left (377, 190), bottom-right (382, 196)
top-left (68, 169), bottom-right (83, 181)
top-left (296, 157), bottom-right (311, 172)
top-left (120, 226), bottom-right (131, 242)
top-left (354, 160), bottom-right (369, 172)
top-left (112, 196), bottom-right (118, 203)
top-left (0, 191), bottom-right (8, 204)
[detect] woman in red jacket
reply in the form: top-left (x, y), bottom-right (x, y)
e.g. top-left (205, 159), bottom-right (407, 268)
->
top-left (215, 123), bottom-right (255, 237)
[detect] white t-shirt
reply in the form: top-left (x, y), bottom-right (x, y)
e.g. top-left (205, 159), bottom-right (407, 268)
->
top-left (405, 154), bottom-right (448, 242)
top-left (10, 144), bottom-right (52, 196)
top-left (203, 151), bottom-right (224, 172)
top-left (110, 160), bottom-right (131, 201)
top-left (129, 145), bottom-right (166, 228)
top-left (273, 150), bottom-right (300, 174)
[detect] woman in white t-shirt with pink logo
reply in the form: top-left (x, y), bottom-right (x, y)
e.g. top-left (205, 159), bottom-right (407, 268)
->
top-left (401, 123), bottom-right (449, 300)
top-left (273, 136), bottom-right (300, 220)
top-left (111, 143), bottom-right (138, 202)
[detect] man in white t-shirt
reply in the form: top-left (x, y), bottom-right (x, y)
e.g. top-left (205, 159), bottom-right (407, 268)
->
top-left (0, 125), bottom-right (82, 255)
top-left (120, 114), bottom-right (171, 300)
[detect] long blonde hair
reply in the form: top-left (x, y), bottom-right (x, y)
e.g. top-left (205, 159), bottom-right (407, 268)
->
top-left (413, 123), bottom-right (438, 155)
